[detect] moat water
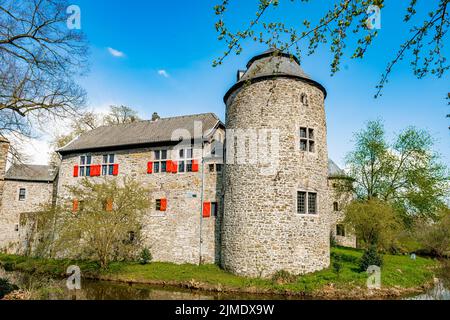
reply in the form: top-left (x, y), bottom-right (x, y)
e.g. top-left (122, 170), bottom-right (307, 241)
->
top-left (1, 267), bottom-right (449, 300)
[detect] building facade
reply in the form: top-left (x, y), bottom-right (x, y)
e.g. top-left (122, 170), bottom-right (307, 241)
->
top-left (0, 50), bottom-right (355, 277)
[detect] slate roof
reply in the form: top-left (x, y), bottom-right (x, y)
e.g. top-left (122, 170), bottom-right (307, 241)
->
top-left (224, 49), bottom-right (327, 102)
top-left (5, 164), bottom-right (58, 182)
top-left (328, 159), bottom-right (348, 178)
top-left (58, 113), bottom-right (223, 154)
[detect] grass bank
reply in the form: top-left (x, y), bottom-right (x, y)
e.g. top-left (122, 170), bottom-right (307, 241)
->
top-left (0, 247), bottom-right (441, 299)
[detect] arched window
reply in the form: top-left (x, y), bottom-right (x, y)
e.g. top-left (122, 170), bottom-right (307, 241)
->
top-left (300, 93), bottom-right (308, 106)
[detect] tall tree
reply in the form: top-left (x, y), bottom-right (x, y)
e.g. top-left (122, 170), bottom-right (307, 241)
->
top-left (103, 105), bottom-right (141, 126)
top-left (50, 106), bottom-right (140, 164)
top-left (214, 1), bottom-right (449, 98)
top-left (346, 120), bottom-right (449, 223)
top-left (0, 0), bottom-right (88, 156)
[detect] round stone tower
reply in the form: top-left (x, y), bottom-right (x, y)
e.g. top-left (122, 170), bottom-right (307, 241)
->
top-left (221, 49), bottom-right (330, 277)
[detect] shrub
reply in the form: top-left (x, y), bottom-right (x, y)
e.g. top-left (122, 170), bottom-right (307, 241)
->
top-left (416, 210), bottom-right (450, 258)
top-left (331, 253), bottom-right (343, 277)
top-left (330, 233), bottom-right (337, 248)
top-left (271, 270), bottom-right (297, 285)
top-left (0, 278), bottom-right (18, 299)
top-left (344, 200), bottom-right (401, 250)
top-left (139, 247), bottom-right (152, 265)
top-left (359, 246), bottom-right (383, 272)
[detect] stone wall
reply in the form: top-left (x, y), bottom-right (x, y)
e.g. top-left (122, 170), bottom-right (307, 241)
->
top-left (0, 139), bottom-right (10, 211)
top-left (329, 178), bottom-right (356, 248)
top-left (57, 130), bottom-right (224, 265)
top-left (0, 180), bottom-right (54, 253)
top-left (222, 78), bottom-right (331, 278)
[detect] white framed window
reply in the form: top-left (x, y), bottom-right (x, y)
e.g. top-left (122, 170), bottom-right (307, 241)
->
top-left (153, 149), bottom-right (168, 173)
top-left (177, 147), bottom-right (194, 173)
top-left (297, 191), bottom-right (318, 215)
top-left (79, 155), bottom-right (92, 177)
top-left (18, 188), bottom-right (26, 201)
top-left (300, 127), bottom-right (315, 152)
top-left (102, 154), bottom-right (116, 176)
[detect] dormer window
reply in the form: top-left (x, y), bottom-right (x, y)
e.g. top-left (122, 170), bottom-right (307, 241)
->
top-left (300, 127), bottom-right (315, 152)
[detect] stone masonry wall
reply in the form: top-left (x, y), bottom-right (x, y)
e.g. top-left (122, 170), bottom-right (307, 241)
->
top-left (222, 78), bottom-right (331, 278)
top-left (57, 130), bottom-right (224, 265)
top-left (329, 178), bottom-right (356, 248)
top-left (0, 180), bottom-right (54, 253)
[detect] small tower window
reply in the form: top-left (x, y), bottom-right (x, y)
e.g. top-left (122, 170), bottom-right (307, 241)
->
top-left (18, 188), bottom-right (26, 201)
top-left (14, 224), bottom-right (19, 232)
top-left (333, 202), bottom-right (339, 211)
top-left (300, 127), bottom-right (315, 152)
top-left (336, 224), bottom-right (346, 237)
top-left (301, 93), bottom-right (309, 106)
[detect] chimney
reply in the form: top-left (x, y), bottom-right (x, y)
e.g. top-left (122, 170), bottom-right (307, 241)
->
top-left (0, 137), bottom-right (10, 208)
top-left (151, 112), bottom-right (161, 122)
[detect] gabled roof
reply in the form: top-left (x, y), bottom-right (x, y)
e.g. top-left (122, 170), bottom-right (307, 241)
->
top-left (5, 164), bottom-right (58, 182)
top-left (58, 113), bottom-right (223, 154)
top-left (224, 49), bottom-right (327, 103)
top-left (328, 159), bottom-right (352, 180)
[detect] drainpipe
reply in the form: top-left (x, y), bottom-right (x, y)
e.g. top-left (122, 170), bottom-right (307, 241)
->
top-left (199, 141), bottom-right (205, 265)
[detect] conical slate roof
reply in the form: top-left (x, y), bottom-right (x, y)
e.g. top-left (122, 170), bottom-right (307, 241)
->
top-left (224, 49), bottom-right (326, 103)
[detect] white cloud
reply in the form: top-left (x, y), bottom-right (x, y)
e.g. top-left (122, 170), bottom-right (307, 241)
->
top-left (158, 69), bottom-right (169, 78)
top-left (107, 47), bottom-right (125, 58)
top-left (5, 134), bottom-right (52, 166)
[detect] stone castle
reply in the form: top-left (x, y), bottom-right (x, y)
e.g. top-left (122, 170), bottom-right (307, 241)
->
top-left (0, 50), bottom-right (355, 278)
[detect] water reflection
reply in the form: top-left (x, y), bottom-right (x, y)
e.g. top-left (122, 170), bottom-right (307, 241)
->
top-left (1, 267), bottom-right (449, 300)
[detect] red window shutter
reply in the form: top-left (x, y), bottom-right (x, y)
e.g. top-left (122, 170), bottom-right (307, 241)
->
top-left (203, 202), bottom-right (211, 218)
top-left (172, 161), bottom-right (178, 173)
top-left (105, 199), bottom-right (113, 212)
top-left (73, 165), bottom-right (79, 177)
top-left (112, 164), bottom-right (119, 176)
top-left (147, 162), bottom-right (153, 174)
top-left (166, 160), bottom-right (172, 173)
top-left (90, 166), bottom-right (96, 177)
top-left (72, 199), bottom-right (79, 213)
top-left (192, 160), bottom-right (199, 172)
top-left (160, 199), bottom-right (167, 211)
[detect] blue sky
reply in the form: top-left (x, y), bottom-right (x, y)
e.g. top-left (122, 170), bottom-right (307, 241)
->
top-left (42, 0), bottom-right (449, 167)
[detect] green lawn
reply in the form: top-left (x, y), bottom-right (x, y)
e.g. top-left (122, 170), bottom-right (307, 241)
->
top-left (0, 247), bottom-right (439, 296)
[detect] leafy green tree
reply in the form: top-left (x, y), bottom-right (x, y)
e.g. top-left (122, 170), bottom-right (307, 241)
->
top-left (415, 208), bottom-right (450, 257)
top-left (213, 0), bottom-right (449, 99)
top-left (33, 178), bottom-right (150, 268)
top-left (344, 200), bottom-right (401, 250)
top-left (346, 120), bottom-right (449, 223)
